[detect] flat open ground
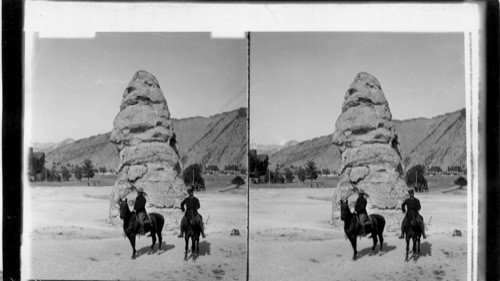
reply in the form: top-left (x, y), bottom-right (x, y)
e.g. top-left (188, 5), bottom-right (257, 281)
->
top-left (249, 184), bottom-right (468, 281)
top-left (25, 184), bottom-right (247, 280)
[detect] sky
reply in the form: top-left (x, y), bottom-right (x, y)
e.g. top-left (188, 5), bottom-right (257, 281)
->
top-left (250, 32), bottom-right (466, 145)
top-left (27, 32), bottom-right (247, 143)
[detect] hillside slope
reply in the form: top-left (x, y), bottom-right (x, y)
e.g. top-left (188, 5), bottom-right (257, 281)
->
top-left (268, 108), bottom-right (466, 172)
top-left (42, 108), bottom-right (248, 170)
top-left (44, 133), bottom-right (118, 170)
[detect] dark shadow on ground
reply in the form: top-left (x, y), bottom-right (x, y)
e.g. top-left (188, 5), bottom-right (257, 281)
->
top-left (136, 241), bottom-right (175, 257)
top-left (403, 241), bottom-right (431, 262)
top-left (184, 241), bottom-right (211, 262)
top-left (418, 241), bottom-right (432, 257)
top-left (357, 242), bottom-right (396, 258)
top-left (198, 241), bottom-right (211, 256)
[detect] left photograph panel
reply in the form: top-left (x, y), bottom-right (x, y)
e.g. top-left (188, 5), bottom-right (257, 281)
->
top-left (24, 32), bottom-right (248, 280)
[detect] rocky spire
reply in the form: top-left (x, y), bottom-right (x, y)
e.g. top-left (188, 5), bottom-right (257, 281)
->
top-left (331, 72), bottom-right (407, 219)
top-left (108, 70), bottom-right (187, 223)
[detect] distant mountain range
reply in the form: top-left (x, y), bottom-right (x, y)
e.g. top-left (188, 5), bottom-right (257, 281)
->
top-left (36, 108), bottom-right (466, 173)
top-left (250, 140), bottom-right (299, 155)
top-left (36, 108), bottom-right (248, 170)
top-left (31, 138), bottom-right (76, 153)
top-left (261, 108), bottom-right (466, 173)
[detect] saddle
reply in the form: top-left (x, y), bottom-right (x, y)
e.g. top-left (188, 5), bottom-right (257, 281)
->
top-left (133, 212), bottom-right (153, 226)
top-left (355, 213), bottom-right (372, 225)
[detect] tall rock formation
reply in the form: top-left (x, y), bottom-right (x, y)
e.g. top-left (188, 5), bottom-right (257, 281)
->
top-left (108, 70), bottom-right (187, 223)
top-left (331, 72), bottom-right (408, 219)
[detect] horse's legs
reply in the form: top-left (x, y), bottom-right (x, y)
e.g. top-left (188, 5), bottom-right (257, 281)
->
top-left (378, 232), bottom-right (384, 252)
top-left (191, 236), bottom-right (195, 252)
top-left (413, 237), bottom-right (419, 260)
top-left (405, 236), bottom-right (410, 260)
top-left (349, 237), bottom-right (358, 260)
top-left (129, 234), bottom-right (137, 259)
top-left (417, 236), bottom-right (421, 254)
top-left (412, 236), bottom-right (417, 254)
top-left (150, 232), bottom-right (157, 252)
top-left (157, 230), bottom-right (163, 251)
top-left (185, 235), bottom-right (189, 253)
top-left (371, 231), bottom-right (378, 253)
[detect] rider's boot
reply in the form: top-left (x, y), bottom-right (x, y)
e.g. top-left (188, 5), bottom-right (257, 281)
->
top-left (200, 222), bottom-right (206, 238)
top-left (421, 223), bottom-right (427, 239)
top-left (139, 223), bottom-right (145, 235)
top-left (360, 224), bottom-right (366, 236)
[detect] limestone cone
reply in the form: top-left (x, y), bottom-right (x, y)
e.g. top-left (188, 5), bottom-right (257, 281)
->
top-left (331, 72), bottom-right (407, 219)
top-left (108, 70), bottom-right (187, 224)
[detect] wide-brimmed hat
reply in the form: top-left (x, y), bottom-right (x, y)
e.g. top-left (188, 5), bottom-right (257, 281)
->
top-left (187, 188), bottom-right (194, 194)
top-left (408, 188), bottom-right (415, 193)
top-left (137, 188), bottom-right (147, 195)
top-left (357, 188), bottom-right (368, 195)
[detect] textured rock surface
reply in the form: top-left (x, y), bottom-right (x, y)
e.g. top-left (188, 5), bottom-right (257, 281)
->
top-left (108, 70), bottom-right (187, 224)
top-left (332, 73), bottom-right (407, 219)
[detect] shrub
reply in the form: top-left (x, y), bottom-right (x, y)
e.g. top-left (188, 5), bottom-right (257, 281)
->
top-left (231, 176), bottom-right (246, 187)
top-left (454, 176), bottom-right (467, 189)
top-left (285, 168), bottom-right (294, 183)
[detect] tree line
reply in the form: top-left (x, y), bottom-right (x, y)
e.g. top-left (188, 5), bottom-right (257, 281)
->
top-left (35, 158), bottom-right (106, 184)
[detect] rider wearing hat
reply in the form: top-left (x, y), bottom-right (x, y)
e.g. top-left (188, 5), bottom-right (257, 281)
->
top-left (399, 188), bottom-right (427, 239)
top-left (134, 187), bottom-right (148, 235)
top-left (354, 188), bottom-right (371, 236)
top-left (178, 187), bottom-right (206, 238)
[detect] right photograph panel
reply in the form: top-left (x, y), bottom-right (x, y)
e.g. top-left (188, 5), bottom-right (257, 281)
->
top-left (249, 32), bottom-right (467, 280)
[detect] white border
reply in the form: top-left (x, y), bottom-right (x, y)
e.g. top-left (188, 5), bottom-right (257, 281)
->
top-left (25, 3), bottom-right (480, 35)
top-left (23, 2), bottom-right (483, 281)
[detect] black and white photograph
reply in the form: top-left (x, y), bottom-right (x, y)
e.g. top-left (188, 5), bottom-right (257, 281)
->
top-left (24, 32), bottom-right (248, 280)
top-left (249, 32), bottom-right (471, 280)
top-left (8, 2), bottom-right (489, 281)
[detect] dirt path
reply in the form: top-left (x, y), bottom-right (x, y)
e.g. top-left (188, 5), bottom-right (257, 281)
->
top-left (25, 186), bottom-right (247, 280)
top-left (249, 187), bottom-right (468, 281)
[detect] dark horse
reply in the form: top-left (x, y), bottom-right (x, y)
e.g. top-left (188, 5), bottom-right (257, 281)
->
top-left (118, 198), bottom-right (165, 259)
top-left (404, 209), bottom-right (422, 260)
top-left (183, 209), bottom-right (201, 255)
top-left (340, 199), bottom-right (386, 260)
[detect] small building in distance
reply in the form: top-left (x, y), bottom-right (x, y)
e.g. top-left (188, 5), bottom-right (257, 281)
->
top-left (28, 147), bottom-right (45, 181)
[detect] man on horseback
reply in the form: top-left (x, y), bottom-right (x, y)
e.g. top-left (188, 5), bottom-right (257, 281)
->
top-left (177, 188), bottom-right (206, 238)
top-left (399, 189), bottom-right (427, 239)
top-left (354, 188), bottom-right (372, 236)
top-left (134, 187), bottom-right (151, 235)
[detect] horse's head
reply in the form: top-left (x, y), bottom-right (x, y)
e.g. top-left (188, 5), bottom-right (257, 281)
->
top-left (339, 199), bottom-right (349, 221)
top-left (118, 198), bottom-right (128, 219)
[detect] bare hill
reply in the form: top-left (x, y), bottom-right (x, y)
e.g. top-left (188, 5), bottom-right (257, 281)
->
top-left (268, 109), bottom-right (466, 172)
top-left (42, 108), bottom-right (248, 170)
top-left (394, 108), bottom-right (466, 170)
top-left (43, 134), bottom-right (118, 170)
top-left (176, 107), bottom-right (248, 169)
